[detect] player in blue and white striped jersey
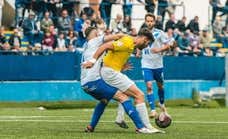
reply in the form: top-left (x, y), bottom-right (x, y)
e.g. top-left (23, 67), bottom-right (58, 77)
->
top-left (138, 13), bottom-right (172, 118)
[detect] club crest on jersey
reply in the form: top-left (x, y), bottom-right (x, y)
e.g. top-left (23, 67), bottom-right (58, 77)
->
top-left (116, 41), bottom-right (123, 47)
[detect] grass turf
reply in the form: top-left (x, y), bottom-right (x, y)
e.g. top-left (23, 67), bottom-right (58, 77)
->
top-left (0, 106), bottom-right (228, 139)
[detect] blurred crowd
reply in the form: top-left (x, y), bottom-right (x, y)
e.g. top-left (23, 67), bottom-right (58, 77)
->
top-left (0, 0), bottom-right (227, 56)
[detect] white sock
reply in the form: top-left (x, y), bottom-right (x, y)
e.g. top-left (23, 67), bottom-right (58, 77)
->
top-left (136, 102), bottom-right (153, 129)
top-left (115, 102), bottom-right (125, 122)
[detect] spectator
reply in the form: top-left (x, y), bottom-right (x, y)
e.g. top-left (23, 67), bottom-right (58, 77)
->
top-left (122, 15), bottom-right (132, 33)
top-left (74, 11), bottom-right (87, 34)
top-left (96, 18), bottom-right (107, 36)
top-left (187, 16), bottom-right (200, 33)
top-left (110, 14), bottom-right (124, 33)
top-left (31, 0), bottom-right (47, 22)
top-left (8, 28), bottom-right (22, 51)
top-left (55, 32), bottom-right (67, 51)
top-left (144, 0), bottom-right (156, 14)
top-left (221, 26), bottom-right (228, 48)
top-left (176, 32), bottom-right (191, 55)
top-left (99, 0), bottom-right (114, 28)
top-left (189, 31), bottom-right (202, 55)
top-left (82, 6), bottom-right (95, 19)
top-left (165, 13), bottom-right (176, 32)
top-left (62, 0), bottom-right (78, 17)
top-left (15, 0), bottom-right (26, 27)
top-left (0, 26), bottom-right (6, 47)
top-left (40, 11), bottom-right (54, 33)
top-left (154, 15), bottom-right (163, 30)
top-left (210, 0), bottom-right (222, 24)
top-left (66, 30), bottom-right (77, 52)
top-left (122, 0), bottom-right (145, 17)
top-left (165, 28), bottom-right (178, 56)
top-left (1, 42), bottom-right (11, 52)
top-left (57, 9), bottom-right (72, 35)
top-left (22, 11), bottom-right (42, 46)
top-left (122, 0), bottom-right (133, 18)
top-left (212, 16), bottom-right (223, 38)
top-left (74, 13), bottom-right (89, 48)
top-left (47, 0), bottom-right (59, 22)
top-left (203, 47), bottom-right (214, 56)
top-left (199, 28), bottom-right (212, 48)
top-left (176, 16), bottom-right (187, 32)
top-left (166, 0), bottom-right (179, 15)
top-left (42, 30), bottom-right (55, 51)
top-left (0, 0), bottom-right (4, 27)
top-left (157, 0), bottom-right (168, 24)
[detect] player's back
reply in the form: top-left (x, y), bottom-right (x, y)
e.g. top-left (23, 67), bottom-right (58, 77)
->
top-left (81, 36), bottom-right (104, 85)
top-left (103, 35), bottom-right (134, 72)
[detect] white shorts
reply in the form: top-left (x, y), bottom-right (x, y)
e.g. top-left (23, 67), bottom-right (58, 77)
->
top-left (100, 66), bottom-right (135, 92)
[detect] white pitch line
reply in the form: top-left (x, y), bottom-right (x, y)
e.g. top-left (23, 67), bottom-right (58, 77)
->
top-left (0, 116), bottom-right (74, 118)
top-left (0, 119), bottom-right (228, 124)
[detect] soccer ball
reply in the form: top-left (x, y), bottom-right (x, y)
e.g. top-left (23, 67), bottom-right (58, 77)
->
top-left (155, 112), bottom-right (172, 128)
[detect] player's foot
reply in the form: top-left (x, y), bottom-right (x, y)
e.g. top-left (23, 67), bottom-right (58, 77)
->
top-left (148, 127), bottom-right (166, 134)
top-left (136, 127), bottom-right (165, 134)
top-left (84, 125), bottom-right (94, 132)
top-left (159, 103), bottom-right (167, 113)
top-left (136, 127), bottom-right (154, 134)
top-left (149, 110), bottom-right (158, 119)
top-left (115, 121), bottom-right (129, 129)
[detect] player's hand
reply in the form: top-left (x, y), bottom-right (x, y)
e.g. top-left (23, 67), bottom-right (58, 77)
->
top-left (82, 61), bottom-right (94, 69)
top-left (121, 63), bottom-right (133, 72)
top-left (135, 52), bottom-right (141, 58)
top-left (151, 47), bottom-right (161, 53)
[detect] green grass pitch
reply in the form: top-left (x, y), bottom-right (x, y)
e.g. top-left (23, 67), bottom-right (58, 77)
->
top-left (0, 106), bottom-right (228, 139)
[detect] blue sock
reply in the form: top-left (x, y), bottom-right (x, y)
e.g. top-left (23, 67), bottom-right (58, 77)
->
top-left (90, 102), bottom-right (107, 128)
top-left (121, 100), bottom-right (144, 129)
top-left (158, 89), bottom-right (165, 104)
top-left (147, 93), bottom-right (155, 110)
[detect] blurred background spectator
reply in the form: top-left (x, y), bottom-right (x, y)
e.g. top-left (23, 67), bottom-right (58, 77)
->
top-left (0, 0), bottom-right (4, 27)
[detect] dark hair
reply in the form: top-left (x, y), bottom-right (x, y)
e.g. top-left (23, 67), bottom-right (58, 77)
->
top-left (138, 28), bottom-right (154, 42)
top-left (145, 13), bottom-right (156, 21)
top-left (85, 26), bottom-right (97, 38)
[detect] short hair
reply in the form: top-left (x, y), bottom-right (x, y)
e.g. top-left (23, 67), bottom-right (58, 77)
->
top-left (85, 26), bottom-right (96, 38)
top-left (145, 13), bottom-right (156, 21)
top-left (138, 28), bottom-right (154, 42)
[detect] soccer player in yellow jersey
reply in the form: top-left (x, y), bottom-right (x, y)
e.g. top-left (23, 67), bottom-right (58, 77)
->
top-left (83, 28), bottom-right (164, 132)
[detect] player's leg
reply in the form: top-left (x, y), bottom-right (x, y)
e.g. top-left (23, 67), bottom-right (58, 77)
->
top-left (124, 84), bottom-right (153, 130)
top-left (85, 101), bottom-right (108, 132)
top-left (101, 67), bottom-right (163, 132)
top-left (142, 68), bottom-right (157, 118)
top-left (115, 102), bottom-right (128, 129)
top-left (154, 68), bottom-right (167, 113)
top-left (113, 91), bottom-right (163, 133)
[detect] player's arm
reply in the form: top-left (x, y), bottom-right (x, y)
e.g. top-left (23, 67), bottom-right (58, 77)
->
top-left (136, 48), bottom-right (142, 58)
top-left (151, 31), bottom-right (171, 53)
top-left (82, 41), bottom-right (114, 68)
top-left (103, 33), bottom-right (124, 43)
top-left (151, 44), bottom-right (170, 53)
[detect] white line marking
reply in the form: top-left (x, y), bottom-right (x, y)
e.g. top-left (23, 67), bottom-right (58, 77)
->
top-left (0, 119), bottom-right (228, 124)
top-left (0, 116), bottom-right (74, 118)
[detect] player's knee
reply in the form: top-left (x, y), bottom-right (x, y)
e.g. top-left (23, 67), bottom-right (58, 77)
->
top-left (135, 91), bottom-right (145, 102)
top-left (113, 91), bottom-right (129, 103)
top-left (100, 99), bottom-right (109, 105)
top-left (157, 82), bottom-right (164, 90)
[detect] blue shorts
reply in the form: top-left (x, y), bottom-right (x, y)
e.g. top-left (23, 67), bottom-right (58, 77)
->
top-left (82, 79), bottom-right (118, 102)
top-left (142, 68), bottom-right (164, 83)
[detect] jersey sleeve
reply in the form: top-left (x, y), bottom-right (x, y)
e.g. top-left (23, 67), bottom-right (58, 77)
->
top-left (90, 35), bottom-right (105, 48)
top-left (160, 31), bottom-right (170, 44)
